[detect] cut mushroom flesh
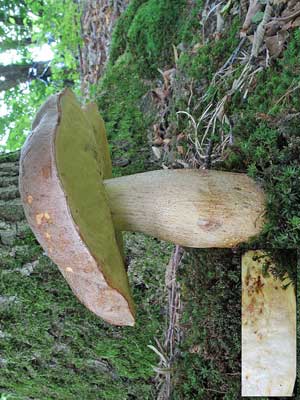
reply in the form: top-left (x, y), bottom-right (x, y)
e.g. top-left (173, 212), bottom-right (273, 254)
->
top-left (242, 250), bottom-right (296, 396)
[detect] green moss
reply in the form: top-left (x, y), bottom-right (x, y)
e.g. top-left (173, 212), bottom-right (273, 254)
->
top-left (224, 32), bottom-right (300, 250)
top-left (127, 0), bottom-right (185, 75)
top-left (178, 0), bottom-right (203, 46)
top-left (110, 0), bottom-right (147, 64)
top-left (0, 232), bottom-right (172, 399)
top-left (178, 18), bottom-right (240, 83)
top-left (110, 0), bottom-right (186, 77)
top-left (97, 52), bottom-right (153, 177)
top-left (173, 249), bottom-right (241, 400)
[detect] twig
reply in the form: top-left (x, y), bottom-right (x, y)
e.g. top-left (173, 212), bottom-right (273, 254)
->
top-left (204, 139), bottom-right (213, 169)
top-left (204, 387), bottom-right (227, 394)
top-left (151, 245), bottom-right (184, 400)
top-left (274, 84), bottom-right (300, 106)
top-left (272, 9), bottom-right (300, 23)
top-left (213, 37), bottom-right (247, 83)
top-left (187, 79), bottom-right (194, 109)
top-left (251, 0), bottom-right (273, 59)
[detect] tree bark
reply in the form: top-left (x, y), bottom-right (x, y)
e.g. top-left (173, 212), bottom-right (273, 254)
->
top-left (80, 0), bottom-right (130, 96)
top-left (0, 151), bottom-right (31, 263)
top-left (0, 62), bottom-right (51, 91)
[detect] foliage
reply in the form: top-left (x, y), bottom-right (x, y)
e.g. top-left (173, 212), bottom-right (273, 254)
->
top-left (29, 0), bottom-right (82, 77)
top-left (0, 0), bottom-right (82, 153)
top-left (0, 82), bottom-right (53, 152)
top-left (0, 0), bottom-right (40, 55)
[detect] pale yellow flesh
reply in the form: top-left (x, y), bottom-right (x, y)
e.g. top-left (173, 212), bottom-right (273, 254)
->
top-left (242, 250), bottom-right (296, 397)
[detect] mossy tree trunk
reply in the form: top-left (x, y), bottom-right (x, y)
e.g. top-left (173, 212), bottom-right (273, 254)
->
top-left (173, 248), bottom-right (241, 399)
top-left (0, 150), bottom-right (171, 399)
top-left (0, 150), bottom-right (45, 283)
top-left (0, 152), bottom-right (31, 257)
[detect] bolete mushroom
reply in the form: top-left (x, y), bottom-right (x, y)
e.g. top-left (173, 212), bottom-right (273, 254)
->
top-left (19, 88), bottom-right (266, 326)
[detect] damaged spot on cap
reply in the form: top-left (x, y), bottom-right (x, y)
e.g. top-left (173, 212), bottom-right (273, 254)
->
top-left (66, 267), bottom-right (73, 273)
top-left (44, 232), bottom-right (51, 240)
top-left (36, 213), bottom-right (44, 225)
top-left (44, 212), bottom-right (51, 221)
top-left (27, 195), bottom-right (33, 204)
top-left (36, 212), bottom-right (52, 226)
top-left (42, 165), bottom-right (52, 179)
top-left (83, 265), bottom-right (93, 273)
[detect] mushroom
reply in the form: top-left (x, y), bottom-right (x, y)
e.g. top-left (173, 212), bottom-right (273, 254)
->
top-left (19, 88), bottom-right (266, 326)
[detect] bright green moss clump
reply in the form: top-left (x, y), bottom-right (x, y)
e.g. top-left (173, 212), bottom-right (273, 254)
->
top-left (110, 0), bottom-right (186, 76)
top-left (178, 18), bottom-right (240, 83)
top-left (173, 249), bottom-right (241, 400)
top-left (225, 32), bottom-right (300, 249)
top-left (0, 232), bottom-right (172, 399)
top-left (109, 0), bottom-right (147, 65)
top-left (126, 0), bottom-right (185, 75)
top-left (97, 53), bottom-right (152, 176)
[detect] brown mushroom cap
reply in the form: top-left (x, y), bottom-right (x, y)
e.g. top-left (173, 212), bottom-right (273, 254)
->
top-left (19, 88), bottom-right (135, 326)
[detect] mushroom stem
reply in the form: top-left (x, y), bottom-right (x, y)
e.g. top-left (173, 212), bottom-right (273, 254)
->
top-left (103, 169), bottom-right (266, 248)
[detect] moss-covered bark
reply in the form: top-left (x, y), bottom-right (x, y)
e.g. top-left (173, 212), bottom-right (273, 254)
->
top-left (173, 249), bottom-right (241, 400)
top-left (0, 152), bottom-right (172, 399)
top-left (0, 152), bottom-right (28, 248)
